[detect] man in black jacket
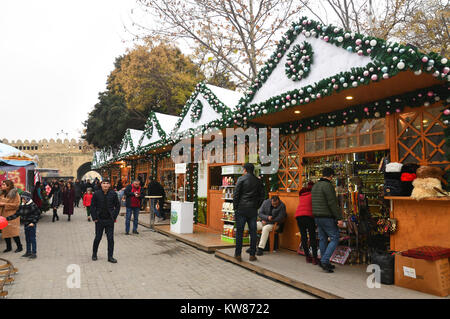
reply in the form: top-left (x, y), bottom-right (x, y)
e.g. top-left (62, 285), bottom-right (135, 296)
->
top-left (233, 163), bottom-right (265, 262)
top-left (90, 179), bottom-right (121, 263)
top-left (147, 177), bottom-right (166, 221)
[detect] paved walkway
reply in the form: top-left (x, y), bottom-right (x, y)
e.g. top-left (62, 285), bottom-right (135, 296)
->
top-left (0, 207), bottom-right (314, 299)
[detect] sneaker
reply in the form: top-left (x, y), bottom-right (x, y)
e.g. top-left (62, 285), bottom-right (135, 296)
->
top-left (245, 248), bottom-right (252, 254)
top-left (249, 255), bottom-right (257, 262)
top-left (21, 252), bottom-right (32, 258)
top-left (256, 248), bottom-right (264, 256)
top-left (29, 254), bottom-right (37, 259)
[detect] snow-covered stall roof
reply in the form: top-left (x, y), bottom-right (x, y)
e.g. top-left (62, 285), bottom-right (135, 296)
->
top-left (116, 129), bottom-right (143, 159)
top-left (234, 17), bottom-right (449, 127)
top-left (0, 142), bottom-right (36, 167)
top-left (138, 111), bottom-right (180, 153)
top-left (170, 82), bottom-right (242, 141)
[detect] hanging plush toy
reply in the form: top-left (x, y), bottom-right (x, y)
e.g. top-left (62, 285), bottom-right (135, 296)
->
top-left (411, 166), bottom-right (449, 200)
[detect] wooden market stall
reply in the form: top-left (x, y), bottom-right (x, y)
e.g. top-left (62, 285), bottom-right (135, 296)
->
top-left (227, 17), bottom-right (449, 260)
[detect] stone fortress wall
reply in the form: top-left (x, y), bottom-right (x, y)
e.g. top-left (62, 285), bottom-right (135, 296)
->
top-left (1, 138), bottom-right (94, 179)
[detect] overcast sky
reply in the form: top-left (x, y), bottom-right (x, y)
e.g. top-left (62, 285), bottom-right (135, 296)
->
top-left (0, 0), bottom-right (137, 142)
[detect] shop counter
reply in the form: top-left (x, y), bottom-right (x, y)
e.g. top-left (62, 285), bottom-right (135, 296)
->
top-left (170, 201), bottom-right (194, 234)
top-left (385, 196), bottom-right (450, 251)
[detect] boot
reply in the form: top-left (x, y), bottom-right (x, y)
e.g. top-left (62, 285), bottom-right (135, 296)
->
top-left (15, 245), bottom-right (23, 253)
top-left (3, 239), bottom-right (12, 252)
top-left (306, 256), bottom-right (312, 263)
top-left (312, 257), bottom-right (319, 265)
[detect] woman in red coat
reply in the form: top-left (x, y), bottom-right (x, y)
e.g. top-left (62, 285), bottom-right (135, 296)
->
top-left (63, 182), bottom-right (75, 221)
top-left (295, 181), bottom-right (319, 265)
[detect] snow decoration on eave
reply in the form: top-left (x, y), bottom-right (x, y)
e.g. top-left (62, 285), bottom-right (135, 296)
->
top-left (137, 111), bottom-right (180, 153)
top-left (233, 17), bottom-right (450, 126)
top-left (169, 82), bottom-right (241, 142)
top-left (116, 129), bottom-right (143, 160)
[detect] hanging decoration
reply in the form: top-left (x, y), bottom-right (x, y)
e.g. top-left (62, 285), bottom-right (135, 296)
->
top-left (285, 41), bottom-right (314, 81)
top-left (441, 99), bottom-right (450, 191)
top-left (190, 100), bottom-right (203, 123)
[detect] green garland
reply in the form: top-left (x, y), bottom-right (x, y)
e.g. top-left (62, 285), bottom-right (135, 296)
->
top-left (185, 163), bottom-right (199, 223)
top-left (137, 112), bottom-right (170, 154)
top-left (170, 81), bottom-right (235, 143)
top-left (279, 84), bottom-right (449, 134)
top-left (285, 41), bottom-right (314, 81)
top-left (233, 17), bottom-right (450, 126)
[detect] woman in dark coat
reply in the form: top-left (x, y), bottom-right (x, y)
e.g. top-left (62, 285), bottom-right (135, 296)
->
top-left (63, 182), bottom-right (75, 221)
top-left (50, 182), bottom-right (63, 222)
top-left (74, 179), bottom-right (82, 207)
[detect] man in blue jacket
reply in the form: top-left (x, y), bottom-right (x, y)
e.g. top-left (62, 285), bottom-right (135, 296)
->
top-left (90, 179), bottom-right (121, 263)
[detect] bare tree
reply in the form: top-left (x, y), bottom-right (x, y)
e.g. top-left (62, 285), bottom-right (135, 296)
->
top-left (129, 0), bottom-right (307, 88)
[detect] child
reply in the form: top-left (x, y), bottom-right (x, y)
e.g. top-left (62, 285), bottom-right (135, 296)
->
top-left (6, 192), bottom-right (40, 259)
top-left (83, 188), bottom-right (93, 222)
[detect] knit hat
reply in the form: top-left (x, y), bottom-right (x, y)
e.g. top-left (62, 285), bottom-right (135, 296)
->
top-left (20, 191), bottom-right (32, 201)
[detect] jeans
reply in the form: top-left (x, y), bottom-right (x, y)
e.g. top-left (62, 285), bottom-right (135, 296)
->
top-left (296, 216), bottom-right (318, 258)
top-left (25, 225), bottom-right (37, 254)
top-left (315, 218), bottom-right (340, 265)
top-left (151, 199), bottom-right (164, 218)
top-left (234, 210), bottom-right (257, 257)
top-left (117, 190), bottom-right (125, 207)
top-left (125, 207), bottom-right (140, 233)
top-left (93, 219), bottom-right (114, 258)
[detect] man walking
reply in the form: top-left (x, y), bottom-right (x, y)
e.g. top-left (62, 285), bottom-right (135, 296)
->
top-left (311, 168), bottom-right (344, 273)
top-left (124, 180), bottom-right (142, 235)
top-left (233, 163), bottom-right (265, 262)
top-left (90, 179), bottom-right (120, 263)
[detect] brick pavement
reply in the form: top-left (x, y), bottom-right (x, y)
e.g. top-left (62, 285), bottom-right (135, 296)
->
top-left (0, 207), bottom-right (315, 299)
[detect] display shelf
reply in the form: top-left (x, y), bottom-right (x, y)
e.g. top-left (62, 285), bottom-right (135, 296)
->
top-left (222, 210), bottom-right (235, 213)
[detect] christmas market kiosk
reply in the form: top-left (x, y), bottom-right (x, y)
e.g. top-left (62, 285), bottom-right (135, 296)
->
top-left (228, 17), bottom-right (449, 269)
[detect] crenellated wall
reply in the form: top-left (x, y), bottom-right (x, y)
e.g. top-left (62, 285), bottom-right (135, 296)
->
top-left (2, 138), bottom-right (94, 179)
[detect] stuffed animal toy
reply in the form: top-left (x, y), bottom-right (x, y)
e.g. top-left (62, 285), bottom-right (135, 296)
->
top-left (384, 162), bottom-right (403, 196)
top-left (411, 166), bottom-right (449, 200)
top-left (400, 163), bottom-right (420, 196)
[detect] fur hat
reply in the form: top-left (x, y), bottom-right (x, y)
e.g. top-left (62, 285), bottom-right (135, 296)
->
top-left (411, 178), bottom-right (447, 200)
top-left (416, 166), bottom-right (445, 180)
top-left (385, 163), bottom-right (403, 173)
top-left (401, 163), bottom-right (420, 174)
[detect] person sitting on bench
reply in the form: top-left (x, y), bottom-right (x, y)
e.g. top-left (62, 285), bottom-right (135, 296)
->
top-left (255, 196), bottom-right (287, 256)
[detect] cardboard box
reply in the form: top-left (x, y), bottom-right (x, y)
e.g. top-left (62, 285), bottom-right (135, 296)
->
top-left (395, 254), bottom-right (450, 297)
